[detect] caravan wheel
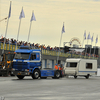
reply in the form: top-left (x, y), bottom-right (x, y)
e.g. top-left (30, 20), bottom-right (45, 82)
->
top-left (85, 74), bottom-right (89, 79)
top-left (74, 75), bottom-right (77, 79)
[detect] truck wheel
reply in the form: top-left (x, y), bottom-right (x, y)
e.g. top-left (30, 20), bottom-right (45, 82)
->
top-left (54, 71), bottom-right (60, 79)
top-left (3, 73), bottom-right (8, 77)
top-left (74, 75), bottom-right (77, 79)
top-left (17, 75), bottom-right (25, 79)
top-left (8, 71), bottom-right (11, 76)
top-left (32, 69), bottom-right (40, 79)
top-left (11, 74), bottom-right (15, 76)
top-left (85, 74), bottom-right (89, 79)
top-left (0, 74), bottom-right (2, 76)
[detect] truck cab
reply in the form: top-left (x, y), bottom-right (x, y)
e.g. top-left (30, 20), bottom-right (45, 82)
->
top-left (11, 46), bottom-right (41, 79)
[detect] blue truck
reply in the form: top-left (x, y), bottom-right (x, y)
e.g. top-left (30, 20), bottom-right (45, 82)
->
top-left (11, 46), bottom-right (64, 79)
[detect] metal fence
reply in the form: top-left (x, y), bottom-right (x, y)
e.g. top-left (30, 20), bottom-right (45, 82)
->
top-left (0, 43), bottom-right (19, 51)
top-left (42, 49), bottom-right (97, 59)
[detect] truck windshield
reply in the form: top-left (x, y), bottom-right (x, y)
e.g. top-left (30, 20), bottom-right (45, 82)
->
top-left (14, 53), bottom-right (30, 60)
top-left (66, 62), bottom-right (77, 67)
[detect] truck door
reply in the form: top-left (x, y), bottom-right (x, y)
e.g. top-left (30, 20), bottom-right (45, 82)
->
top-left (30, 53), bottom-right (36, 67)
top-left (30, 52), bottom-right (41, 67)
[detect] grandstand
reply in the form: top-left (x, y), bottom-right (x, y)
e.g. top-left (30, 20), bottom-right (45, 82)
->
top-left (0, 41), bottom-right (99, 69)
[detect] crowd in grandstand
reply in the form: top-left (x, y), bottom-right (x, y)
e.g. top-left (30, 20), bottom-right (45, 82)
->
top-left (0, 37), bottom-right (60, 51)
top-left (0, 37), bottom-right (99, 58)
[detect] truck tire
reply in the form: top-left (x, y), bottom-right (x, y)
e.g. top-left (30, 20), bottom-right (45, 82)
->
top-left (17, 75), bottom-right (25, 79)
top-left (3, 71), bottom-right (10, 77)
top-left (53, 71), bottom-right (60, 79)
top-left (32, 69), bottom-right (40, 79)
top-left (11, 74), bottom-right (15, 76)
top-left (3, 72), bottom-right (8, 77)
top-left (0, 74), bottom-right (2, 76)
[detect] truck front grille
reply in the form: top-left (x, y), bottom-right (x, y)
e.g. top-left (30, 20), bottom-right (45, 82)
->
top-left (13, 62), bottom-right (28, 70)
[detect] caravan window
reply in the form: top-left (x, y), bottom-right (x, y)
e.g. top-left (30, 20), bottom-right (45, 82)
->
top-left (66, 62), bottom-right (77, 67)
top-left (86, 63), bottom-right (92, 69)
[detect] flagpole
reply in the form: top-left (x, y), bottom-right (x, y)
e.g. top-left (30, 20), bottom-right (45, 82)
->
top-left (27, 11), bottom-right (36, 45)
top-left (57, 32), bottom-right (63, 63)
top-left (85, 32), bottom-right (91, 58)
top-left (80, 30), bottom-right (86, 58)
top-left (85, 39), bottom-right (88, 57)
top-left (80, 39), bottom-right (84, 58)
top-left (93, 42), bottom-right (96, 58)
top-left (2, 1), bottom-right (11, 54)
top-left (2, 18), bottom-right (9, 54)
top-left (85, 32), bottom-right (89, 57)
top-left (15, 7), bottom-right (25, 50)
top-left (57, 22), bottom-right (65, 63)
top-left (27, 21), bottom-right (32, 43)
top-left (16, 19), bottom-right (21, 50)
top-left (89, 33), bottom-right (94, 58)
top-left (93, 35), bottom-right (97, 58)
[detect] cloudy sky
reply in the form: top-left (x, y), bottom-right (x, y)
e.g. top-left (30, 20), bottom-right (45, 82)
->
top-left (0, 0), bottom-right (100, 48)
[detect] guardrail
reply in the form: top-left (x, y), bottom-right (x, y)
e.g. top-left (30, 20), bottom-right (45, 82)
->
top-left (42, 49), bottom-right (97, 59)
top-left (0, 42), bottom-right (98, 59)
top-left (0, 43), bottom-right (19, 51)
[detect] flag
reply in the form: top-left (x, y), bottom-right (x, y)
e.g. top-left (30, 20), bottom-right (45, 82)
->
top-left (8, 1), bottom-right (11, 18)
top-left (96, 35), bottom-right (98, 43)
top-left (84, 31), bottom-right (86, 40)
top-left (30, 12), bottom-right (36, 21)
top-left (91, 35), bottom-right (93, 42)
top-left (62, 23), bottom-right (65, 33)
top-left (19, 7), bottom-right (25, 19)
top-left (87, 33), bottom-right (91, 39)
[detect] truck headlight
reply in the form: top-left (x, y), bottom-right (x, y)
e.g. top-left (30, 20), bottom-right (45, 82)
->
top-left (25, 69), bottom-right (29, 71)
top-left (25, 69), bottom-right (27, 71)
top-left (12, 68), bottom-right (15, 71)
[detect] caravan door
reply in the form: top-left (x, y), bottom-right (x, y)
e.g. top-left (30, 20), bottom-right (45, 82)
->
top-left (64, 60), bottom-right (79, 75)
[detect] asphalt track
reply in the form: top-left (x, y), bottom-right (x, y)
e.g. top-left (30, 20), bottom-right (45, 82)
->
top-left (0, 76), bottom-right (100, 100)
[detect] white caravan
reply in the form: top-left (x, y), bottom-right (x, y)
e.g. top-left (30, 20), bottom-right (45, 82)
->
top-left (64, 58), bottom-right (97, 79)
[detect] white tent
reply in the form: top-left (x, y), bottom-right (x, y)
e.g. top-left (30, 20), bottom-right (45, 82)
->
top-left (69, 48), bottom-right (85, 53)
